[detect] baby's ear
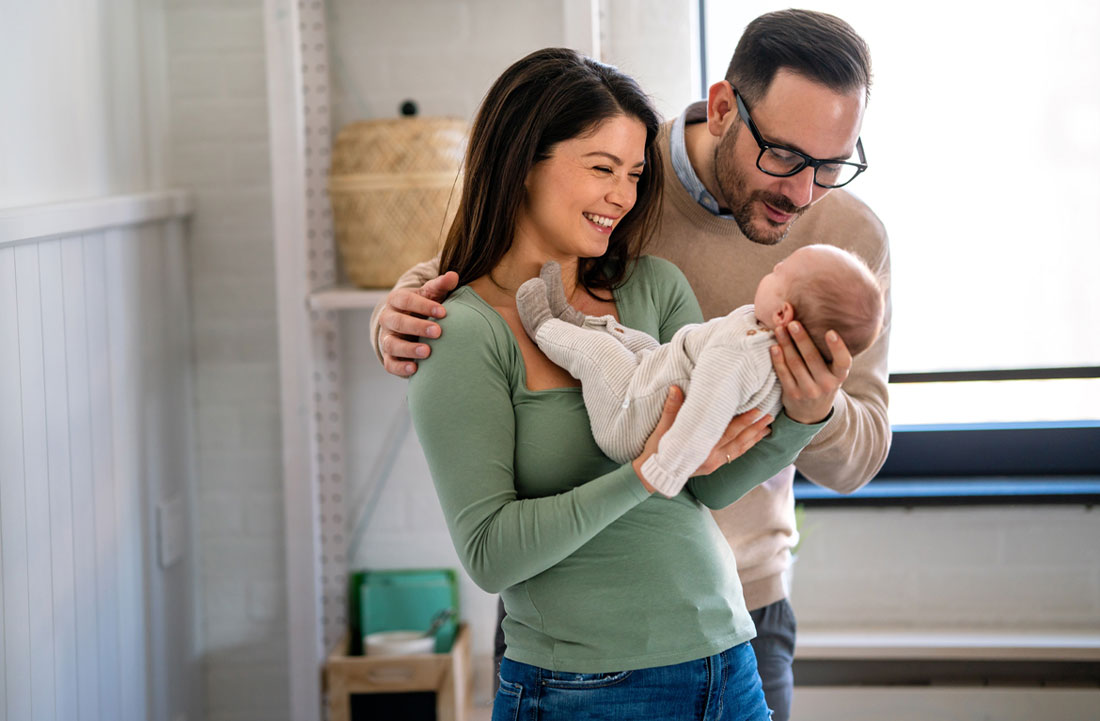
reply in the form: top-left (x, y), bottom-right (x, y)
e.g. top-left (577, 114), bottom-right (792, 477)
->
top-left (775, 302), bottom-right (795, 327)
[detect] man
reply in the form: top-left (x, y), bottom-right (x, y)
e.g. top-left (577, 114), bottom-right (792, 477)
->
top-left (369, 10), bottom-right (890, 720)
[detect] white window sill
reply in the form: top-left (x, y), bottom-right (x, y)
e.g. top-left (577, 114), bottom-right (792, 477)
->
top-left (795, 630), bottom-right (1100, 661)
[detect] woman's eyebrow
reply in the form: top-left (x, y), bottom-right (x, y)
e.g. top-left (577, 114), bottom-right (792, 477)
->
top-left (583, 151), bottom-right (646, 168)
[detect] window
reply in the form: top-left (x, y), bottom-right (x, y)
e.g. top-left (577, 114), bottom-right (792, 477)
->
top-left (701, 1), bottom-right (1100, 501)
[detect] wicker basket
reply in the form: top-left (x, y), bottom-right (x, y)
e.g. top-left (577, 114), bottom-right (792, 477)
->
top-left (329, 117), bottom-right (467, 288)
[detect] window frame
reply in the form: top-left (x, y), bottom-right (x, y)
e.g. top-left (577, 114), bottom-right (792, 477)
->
top-left (795, 368), bottom-right (1100, 506)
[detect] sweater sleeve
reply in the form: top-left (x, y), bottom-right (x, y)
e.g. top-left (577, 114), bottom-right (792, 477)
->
top-left (406, 298), bottom-right (651, 594)
top-left (795, 229), bottom-right (893, 493)
top-left (368, 255), bottom-right (443, 364)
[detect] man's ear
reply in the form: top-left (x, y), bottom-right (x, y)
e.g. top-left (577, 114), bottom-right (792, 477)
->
top-left (706, 80), bottom-right (738, 138)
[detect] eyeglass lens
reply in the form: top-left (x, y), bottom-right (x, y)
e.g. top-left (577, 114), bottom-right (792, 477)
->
top-left (758, 147), bottom-right (861, 188)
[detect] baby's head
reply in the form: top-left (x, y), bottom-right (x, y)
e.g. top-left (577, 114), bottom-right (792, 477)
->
top-left (754, 244), bottom-right (884, 362)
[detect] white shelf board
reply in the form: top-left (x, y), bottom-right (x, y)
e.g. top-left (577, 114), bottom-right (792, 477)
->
top-left (307, 285), bottom-right (388, 311)
top-left (795, 629), bottom-right (1100, 661)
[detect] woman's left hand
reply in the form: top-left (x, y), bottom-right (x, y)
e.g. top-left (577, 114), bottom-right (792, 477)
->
top-left (771, 321), bottom-right (851, 424)
top-left (691, 410), bottom-right (773, 477)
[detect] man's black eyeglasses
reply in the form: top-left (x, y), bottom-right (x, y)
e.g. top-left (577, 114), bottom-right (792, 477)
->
top-left (732, 84), bottom-right (867, 189)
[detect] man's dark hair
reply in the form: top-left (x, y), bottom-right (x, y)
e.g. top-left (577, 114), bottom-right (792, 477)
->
top-left (725, 9), bottom-right (872, 105)
top-left (441, 47), bottom-right (664, 298)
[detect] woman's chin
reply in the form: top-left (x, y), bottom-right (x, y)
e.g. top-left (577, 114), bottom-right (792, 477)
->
top-left (582, 239), bottom-right (611, 258)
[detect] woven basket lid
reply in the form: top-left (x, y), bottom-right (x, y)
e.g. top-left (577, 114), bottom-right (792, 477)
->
top-left (329, 117), bottom-right (467, 176)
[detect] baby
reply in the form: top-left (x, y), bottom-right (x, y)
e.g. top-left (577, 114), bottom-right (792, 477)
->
top-left (516, 244), bottom-right (885, 498)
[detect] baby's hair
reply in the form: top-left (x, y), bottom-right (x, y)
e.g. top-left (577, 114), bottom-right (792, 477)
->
top-left (789, 245), bottom-right (884, 364)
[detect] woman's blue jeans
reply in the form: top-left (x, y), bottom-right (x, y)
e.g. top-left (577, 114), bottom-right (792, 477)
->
top-left (492, 642), bottom-right (771, 721)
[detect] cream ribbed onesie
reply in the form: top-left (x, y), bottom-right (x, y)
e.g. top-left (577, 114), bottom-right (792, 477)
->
top-left (533, 304), bottom-right (783, 497)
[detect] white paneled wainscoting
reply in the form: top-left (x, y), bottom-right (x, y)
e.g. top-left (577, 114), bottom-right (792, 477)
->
top-left (0, 191), bottom-right (197, 721)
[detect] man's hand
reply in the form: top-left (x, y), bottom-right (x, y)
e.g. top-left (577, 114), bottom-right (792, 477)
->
top-left (378, 271), bottom-right (459, 377)
top-left (770, 320), bottom-right (851, 424)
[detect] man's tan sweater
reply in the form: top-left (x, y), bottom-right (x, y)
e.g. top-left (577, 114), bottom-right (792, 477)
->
top-left (369, 118), bottom-right (891, 611)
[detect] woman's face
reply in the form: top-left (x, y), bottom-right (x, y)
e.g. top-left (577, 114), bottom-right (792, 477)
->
top-left (516, 114), bottom-right (648, 261)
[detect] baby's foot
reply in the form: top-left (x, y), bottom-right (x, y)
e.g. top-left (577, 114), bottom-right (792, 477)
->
top-left (540, 261), bottom-right (585, 326)
top-left (516, 276), bottom-right (553, 340)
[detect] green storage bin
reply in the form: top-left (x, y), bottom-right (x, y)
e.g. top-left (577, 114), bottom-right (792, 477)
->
top-left (347, 568), bottom-right (459, 656)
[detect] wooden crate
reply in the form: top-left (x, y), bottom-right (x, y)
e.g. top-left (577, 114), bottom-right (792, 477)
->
top-left (325, 623), bottom-right (472, 721)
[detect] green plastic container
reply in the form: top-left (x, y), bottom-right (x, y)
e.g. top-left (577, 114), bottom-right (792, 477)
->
top-left (347, 568), bottom-right (459, 656)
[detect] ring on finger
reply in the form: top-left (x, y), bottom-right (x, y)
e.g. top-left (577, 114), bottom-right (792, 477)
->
top-left (725, 453), bottom-right (732, 464)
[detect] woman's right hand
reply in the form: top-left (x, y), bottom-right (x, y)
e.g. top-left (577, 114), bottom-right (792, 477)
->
top-left (632, 387), bottom-right (773, 493)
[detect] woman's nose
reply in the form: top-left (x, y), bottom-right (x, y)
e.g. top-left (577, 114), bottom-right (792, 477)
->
top-left (606, 179), bottom-right (636, 209)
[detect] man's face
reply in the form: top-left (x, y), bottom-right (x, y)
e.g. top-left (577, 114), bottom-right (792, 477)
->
top-left (713, 69), bottom-right (866, 245)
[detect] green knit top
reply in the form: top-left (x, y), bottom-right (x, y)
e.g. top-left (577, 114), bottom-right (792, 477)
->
top-left (407, 256), bottom-right (824, 673)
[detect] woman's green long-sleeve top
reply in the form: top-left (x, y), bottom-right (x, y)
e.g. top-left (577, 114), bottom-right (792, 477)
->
top-left (407, 256), bottom-right (824, 673)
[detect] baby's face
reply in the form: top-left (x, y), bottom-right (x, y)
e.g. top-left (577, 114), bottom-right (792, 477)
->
top-left (754, 246), bottom-right (823, 329)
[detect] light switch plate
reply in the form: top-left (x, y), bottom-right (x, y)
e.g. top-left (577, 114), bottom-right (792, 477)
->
top-left (157, 496), bottom-right (185, 569)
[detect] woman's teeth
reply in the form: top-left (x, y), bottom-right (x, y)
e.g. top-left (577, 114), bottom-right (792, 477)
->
top-left (584, 213), bottom-right (614, 228)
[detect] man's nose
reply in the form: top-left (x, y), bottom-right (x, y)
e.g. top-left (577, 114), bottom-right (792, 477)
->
top-left (779, 166), bottom-right (816, 208)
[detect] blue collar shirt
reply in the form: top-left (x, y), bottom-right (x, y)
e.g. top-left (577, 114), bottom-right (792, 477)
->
top-left (670, 102), bottom-right (735, 220)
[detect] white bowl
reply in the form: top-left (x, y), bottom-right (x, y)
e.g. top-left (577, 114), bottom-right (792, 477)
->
top-left (364, 630), bottom-right (435, 656)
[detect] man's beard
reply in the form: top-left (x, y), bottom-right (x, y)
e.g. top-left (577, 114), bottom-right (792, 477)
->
top-left (713, 126), bottom-right (806, 246)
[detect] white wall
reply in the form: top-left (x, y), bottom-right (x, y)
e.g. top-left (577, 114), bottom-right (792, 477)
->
top-left (159, 1), bottom-right (289, 720)
top-left (0, 0), bottom-right (157, 207)
top-left (1, 1), bottom-right (201, 720)
top-left (327, 0), bottom-right (566, 128)
top-left (792, 506), bottom-right (1100, 631)
top-left (3, 2), bottom-right (289, 720)
top-left (327, 0), bottom-right (699, 134)
top-left (0, 203), bottom-right (197, 721)
top-left (599, 0), bottom-right (701, 119)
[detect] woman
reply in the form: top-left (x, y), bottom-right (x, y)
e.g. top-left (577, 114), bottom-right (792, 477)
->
top-left (407, 48), bottom-right (826, 720)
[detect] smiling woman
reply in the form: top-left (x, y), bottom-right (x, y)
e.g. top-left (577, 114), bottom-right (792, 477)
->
top-left (437, 49), bottom-right (664, 299)
top-left (515, 116), bottom-right (647, 263)
top-left (404, 47), bottom-right (826, 720)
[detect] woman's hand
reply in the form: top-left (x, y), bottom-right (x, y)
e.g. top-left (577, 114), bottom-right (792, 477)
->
top-left (632, 386), bottom-right (773, 493)
top-left (691, 409), bottom-right (773, 477)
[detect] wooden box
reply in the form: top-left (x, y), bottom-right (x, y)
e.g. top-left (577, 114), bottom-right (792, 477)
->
top-left (325, 623), bottom-right (472, 721)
